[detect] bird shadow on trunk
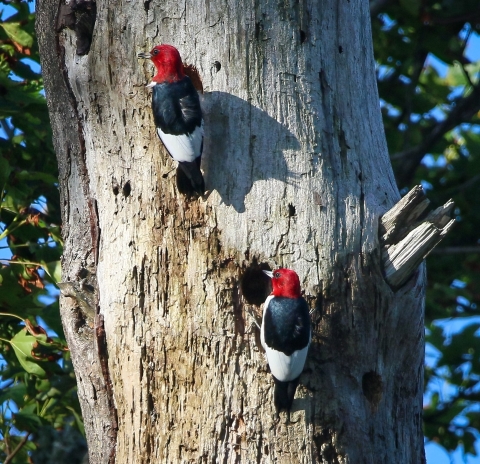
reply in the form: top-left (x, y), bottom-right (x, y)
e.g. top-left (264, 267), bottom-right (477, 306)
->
top-left (201, 91), bottom-right (300, 213)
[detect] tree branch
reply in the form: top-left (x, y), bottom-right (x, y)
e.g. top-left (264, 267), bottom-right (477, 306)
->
top-left (379, 186), bottom-right (455, 288)
top-left (391, 84), bottom-right (480, 186)
top-left (4, 433), bottom-right (30, 464)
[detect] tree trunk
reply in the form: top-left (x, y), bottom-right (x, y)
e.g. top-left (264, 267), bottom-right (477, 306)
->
top-left (36, 0), bottom-right (427, 462)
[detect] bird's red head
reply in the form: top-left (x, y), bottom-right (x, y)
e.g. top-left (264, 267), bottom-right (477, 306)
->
top-left (142, 44), bottom-right (185, 83)
top-left (265, 268), bottom-right (302, 299)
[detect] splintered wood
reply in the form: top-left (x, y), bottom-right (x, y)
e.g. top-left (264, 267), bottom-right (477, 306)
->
top-left (380, 185), bottom-right (455, 288)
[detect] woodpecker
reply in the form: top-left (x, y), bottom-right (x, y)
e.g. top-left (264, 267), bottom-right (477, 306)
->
top-left (138, 44), bottom-right (205, 197)
top-left (261, 268), bottom-right (311, 423)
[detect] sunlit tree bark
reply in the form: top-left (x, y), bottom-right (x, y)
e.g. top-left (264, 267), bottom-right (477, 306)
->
top-left (37, 0), bottom-right (429, 462)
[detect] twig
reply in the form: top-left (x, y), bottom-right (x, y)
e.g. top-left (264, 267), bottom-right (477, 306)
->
top-left (4, 432), bottom-right (31, 464)
top-left (391, 85), bottom-right (480, 186)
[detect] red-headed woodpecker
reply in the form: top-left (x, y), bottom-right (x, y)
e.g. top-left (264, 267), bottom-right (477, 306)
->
top-left (261, 268), bottom-right (311, 423)
top-left (138, 44), bottom-right (205, 197)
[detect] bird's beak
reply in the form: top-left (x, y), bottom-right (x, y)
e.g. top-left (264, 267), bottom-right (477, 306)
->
top-left (262, 270), bottom-right (273, 278)
top-left (137, 51), bottom-right (152, 59)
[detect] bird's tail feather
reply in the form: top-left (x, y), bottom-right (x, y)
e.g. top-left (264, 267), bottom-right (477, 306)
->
top-left (273, 375), bottom-right (300, 417)
top-left (176, 160), bottom-right (205, 197)
top-left (273, 377), bottom-right (290, 414)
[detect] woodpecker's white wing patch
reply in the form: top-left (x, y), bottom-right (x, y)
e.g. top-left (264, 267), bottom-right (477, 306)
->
top-left (156, 123), bottom-right (203, 163)
top-left (261, 295), bottom-right (310, 382)
top-left (263, 343), bottom-right (309, 382)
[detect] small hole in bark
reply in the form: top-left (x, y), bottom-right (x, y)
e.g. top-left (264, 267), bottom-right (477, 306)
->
top-left (362, 371), bottom-right (383, 407)
top-left (338, 45), bottom-right (344, 53)
top-left (77, 268), bottom-right (89, 279)
top-left (241, 263), bottom-right (272, 305)
top-left (144, 0), bottom-right (151, 11)
top-left (213, 61), bottom-right (221, 72)
top-left (300, 29), bottom-right (306, 43)
top-left (288, 203), bottom-right (296, 217)
top-left (122, 181), bottom-right (131, 197)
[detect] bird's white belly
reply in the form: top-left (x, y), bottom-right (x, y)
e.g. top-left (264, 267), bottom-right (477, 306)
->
top-left (157, 125), bottom-right (203, 163)
top-left (263, 344), bottom-right (309, 382)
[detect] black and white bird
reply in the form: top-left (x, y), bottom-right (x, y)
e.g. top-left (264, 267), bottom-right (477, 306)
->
top-left (261, 268), bottom-right (311, 423)
top-left (138, 44), bottom-right (205, 197)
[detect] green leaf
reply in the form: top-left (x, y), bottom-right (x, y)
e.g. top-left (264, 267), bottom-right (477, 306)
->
top-left (41, 260), bottom-right (61, 284)
top-left (446, 62), bottom-right (469, 87)
top-left (67, 406), bottom-right (86, 437)
top-left (0, 383), bottom-right (27, 406)
top-left (9, 329), bottom-right (47, 378)
top-left (14, 403), bottom-right (45, 431)
top-left (0, 22), bottom-right (33, 48)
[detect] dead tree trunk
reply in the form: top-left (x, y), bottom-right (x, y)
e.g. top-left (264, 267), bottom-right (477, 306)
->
top-left (36, 0), bottom-right (452, 462)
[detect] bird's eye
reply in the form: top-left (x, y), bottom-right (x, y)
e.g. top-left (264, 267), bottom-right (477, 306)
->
top-left (153, 49), bottom-right (159, 55)
top-left (274, 272), bottom-right (281, 278)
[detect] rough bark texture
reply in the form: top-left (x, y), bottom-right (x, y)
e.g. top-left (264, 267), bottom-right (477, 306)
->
top-left (380, 185), bottom-right (455, 288)
top-left (37, 0), bottom-right (427, 462)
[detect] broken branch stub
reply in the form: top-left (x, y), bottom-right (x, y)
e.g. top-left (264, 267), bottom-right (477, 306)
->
top-left (380, 185), bottom-right (455, 289)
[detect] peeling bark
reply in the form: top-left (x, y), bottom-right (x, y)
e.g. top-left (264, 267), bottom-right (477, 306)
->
top-left (380, 185), bottom-right (455, 288)
top-left (37, 0), bottom-right (432, 462)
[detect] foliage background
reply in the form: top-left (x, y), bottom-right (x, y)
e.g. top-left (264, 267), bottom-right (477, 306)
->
top-left (372, 0), bottom-right (480, 460)
top-left (0, 1), bottom-right (85, 463)
top-left (0, 0), bottom-right (479, 462)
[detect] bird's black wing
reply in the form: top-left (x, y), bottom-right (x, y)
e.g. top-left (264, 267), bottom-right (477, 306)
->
top-left (151, 77), bottom-right (202, 135)
top-left (264, 297), bottom-right (311, 356)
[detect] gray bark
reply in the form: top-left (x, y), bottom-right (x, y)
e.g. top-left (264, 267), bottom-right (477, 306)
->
top-left (37, 0), bottom-right (430, 462)
top-left (380, 185), bottom-right (455, 288)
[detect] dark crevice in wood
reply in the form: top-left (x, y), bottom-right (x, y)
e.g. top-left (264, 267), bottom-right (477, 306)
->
top-left (56, 0), bottom-right (97, 55)
top-left (362, 371), bottom-right (383, 410)
top-left (288, 203), bottom-right (296, 217)
top-left (95, 313), bottom-right (119, 463)
top-left (232, 277), bottom-right (245, 337)
top-left (240, 262), bottom-right (272, 306)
